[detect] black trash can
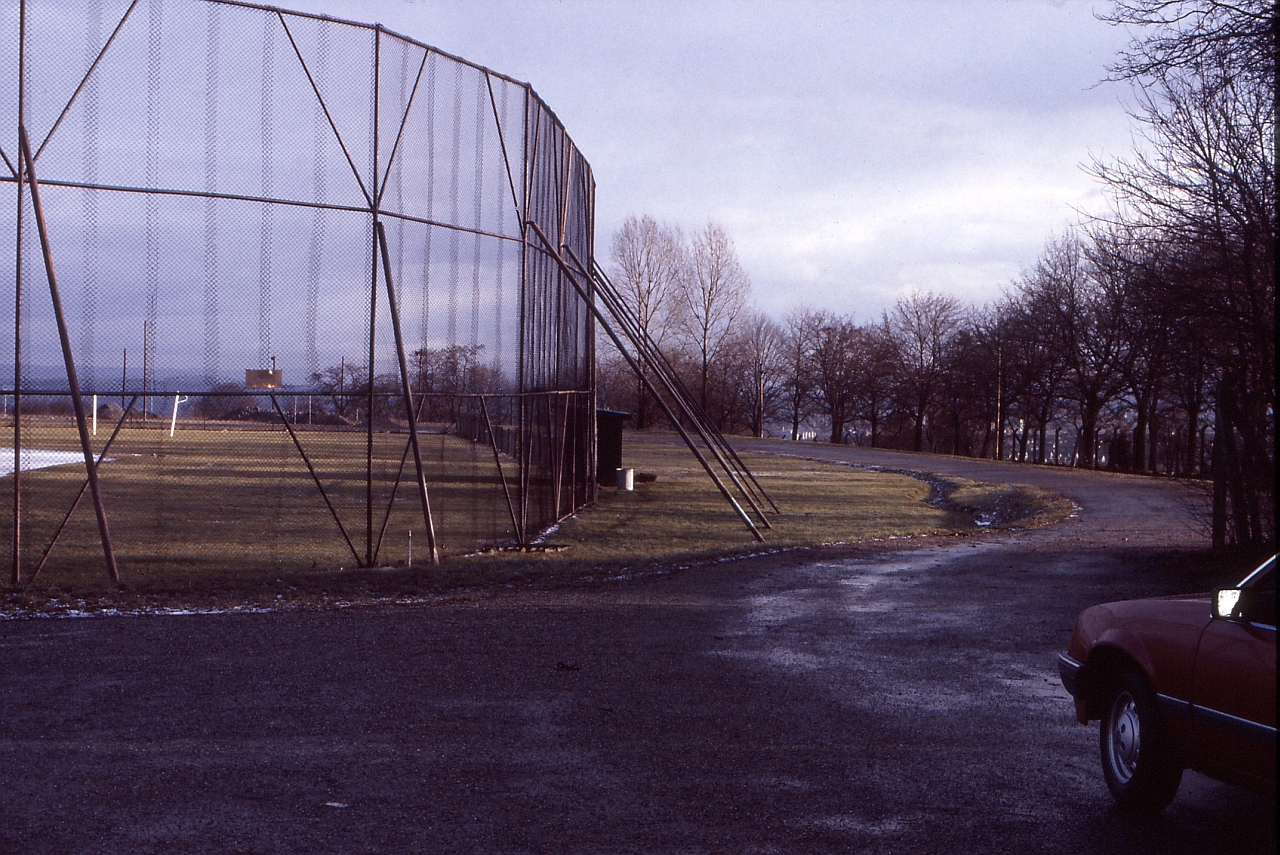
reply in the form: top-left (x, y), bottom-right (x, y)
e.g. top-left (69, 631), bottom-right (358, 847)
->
top-left (596, 409), bottom-right (630, 483)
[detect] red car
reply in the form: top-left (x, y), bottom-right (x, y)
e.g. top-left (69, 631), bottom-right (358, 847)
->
top-left (1058, 555), bottom-right (1276, 812)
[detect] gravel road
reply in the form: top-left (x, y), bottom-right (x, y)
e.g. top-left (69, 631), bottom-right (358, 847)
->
top-left (1, 439), bottom-right (1273, 854)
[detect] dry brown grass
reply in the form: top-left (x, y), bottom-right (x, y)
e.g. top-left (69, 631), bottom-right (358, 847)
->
top-left (544, 441), bottom-right (965, 562)
top-left (529, 436), bottom-right (1075, 563)
top-left (1, 420), bottom-right (516, 588)
top-left (1, 429), bottom-right (1071, 612)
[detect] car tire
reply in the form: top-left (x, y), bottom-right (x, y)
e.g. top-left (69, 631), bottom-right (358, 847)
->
top-left (1099, 668), bottom-right (1183, 812)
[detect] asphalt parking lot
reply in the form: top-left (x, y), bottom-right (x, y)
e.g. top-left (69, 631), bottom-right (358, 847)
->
top-left (1, 443), bottom-right (1273, 853)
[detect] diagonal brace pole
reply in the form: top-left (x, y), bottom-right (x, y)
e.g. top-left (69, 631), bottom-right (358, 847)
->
top-left (376, 221), bottom-right (439, 564)
top-left (269, 394), bottom-right (362, 568)
top-left (29, 395), bottom-right (137, 584)
top-left (19, 126), bottom-right (119, 582)
top-left (480, 396), bottom-right (522, 545)
top-left (373, 390), bottom-right (429, 564)
top-left (526, 221), bottom-right (763, 542)
top-left (592, 257), bottom-right (778, 515)
top-left (577, 250), bottom-right (777, 518)
top-left (584, 257), bottom-right (775, 525)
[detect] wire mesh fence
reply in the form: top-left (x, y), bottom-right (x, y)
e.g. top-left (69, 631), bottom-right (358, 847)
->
top-left (0, 0), bottom-right (596, 584)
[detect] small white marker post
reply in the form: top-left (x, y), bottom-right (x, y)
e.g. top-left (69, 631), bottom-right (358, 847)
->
top-left (92, 394), bottom-right (97, 436)
top-left (407, 530), bottom-right (413, 568)
top-left (169, 392), bottom-right (188, 438)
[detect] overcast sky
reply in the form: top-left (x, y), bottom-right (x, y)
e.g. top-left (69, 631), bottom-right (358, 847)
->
top-left (275, 0), bottom-right (1138, 322)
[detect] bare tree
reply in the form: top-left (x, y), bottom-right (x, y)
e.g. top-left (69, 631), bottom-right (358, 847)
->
top-left (1095, 0), bottom-right (1274, 542)
top-left (884, 292), bottom-right (963, 452)
top-left (313, 361), bottom-right (368, 422)
top-left (993, 288), bottom-right (1067, 464)
top-left (1015, 234), bottom-right (1128, 469)
top-left (677, 222), bottom-right (751, 416)
top-left (781, 308), bottom-right (818, 440)
top-left (935, 311), bottom-right (1004, 459)
top-left (610, 215), bottom-right (686, 428)
top-left (844, 321), bottom-right (897, 450)
top-left (732, 312), bottom-right (785, 438)
top-left (805, 312), bottom-right (863, 444)
top-left (1100, 0), bottom-right (1273, 89)
top-left (1085, 227), bottom-right (1180, 473)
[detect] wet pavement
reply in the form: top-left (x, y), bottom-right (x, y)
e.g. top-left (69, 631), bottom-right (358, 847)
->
top-left (0, 440), bottom-right (1273, 853)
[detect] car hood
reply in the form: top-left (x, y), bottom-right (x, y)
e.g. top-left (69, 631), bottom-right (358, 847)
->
top-left (1068, 594), bottom-right (1213, 666)
top-left (1107, 591), bottom-right (1212, 609)
top-left (1079, 593), bottom-right (1211, 631)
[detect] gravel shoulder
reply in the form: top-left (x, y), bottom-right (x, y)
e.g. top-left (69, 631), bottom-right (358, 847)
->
top-left (0, 441), bottom-right (1272, 854)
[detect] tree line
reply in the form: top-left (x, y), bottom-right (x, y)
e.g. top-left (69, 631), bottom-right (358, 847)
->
top-left (598, 0), bottom-right (1274, 548)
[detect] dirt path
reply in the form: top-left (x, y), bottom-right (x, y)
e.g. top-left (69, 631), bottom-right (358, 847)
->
top-left (708, 435), bottom-right (1209, 550)
top-left (0, 441), bottom-right (1272, 854)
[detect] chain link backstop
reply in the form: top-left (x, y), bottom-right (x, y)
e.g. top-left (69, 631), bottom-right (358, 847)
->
top-left (0, 0), bottom-right (596, 584)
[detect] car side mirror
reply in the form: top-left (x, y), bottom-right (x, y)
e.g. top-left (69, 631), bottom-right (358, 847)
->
top-left (1213, 588), bottom-right (1245, 621)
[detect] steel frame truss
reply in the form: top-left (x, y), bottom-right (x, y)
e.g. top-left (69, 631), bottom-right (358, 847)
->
top-left (3, 0), bottom-right (597, 582)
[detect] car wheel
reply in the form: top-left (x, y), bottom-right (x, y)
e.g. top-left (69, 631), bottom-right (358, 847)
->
top-left (1099, 668), bottom-right (1183, 812)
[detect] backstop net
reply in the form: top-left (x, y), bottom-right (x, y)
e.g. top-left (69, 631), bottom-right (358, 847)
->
top-left (0, 0), bottom-right (597, 584)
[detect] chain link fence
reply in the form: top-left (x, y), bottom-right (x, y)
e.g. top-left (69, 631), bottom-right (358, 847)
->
top-left (0, 0), bottom-right (596, 584)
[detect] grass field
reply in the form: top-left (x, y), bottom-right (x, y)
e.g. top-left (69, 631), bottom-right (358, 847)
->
top-left (1, 419), bottom-right (519, 588)
top-left (535, 437), bottom-right (1072, 562)
top-left (0, 426), bottom-right (1072, 609)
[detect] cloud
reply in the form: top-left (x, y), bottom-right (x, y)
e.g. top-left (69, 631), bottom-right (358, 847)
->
top-left (111, 0), bottom-right (1140, 322)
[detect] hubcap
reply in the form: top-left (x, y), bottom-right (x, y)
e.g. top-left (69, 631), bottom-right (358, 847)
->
top-left (1107, 690), bottom-right (1141, 783)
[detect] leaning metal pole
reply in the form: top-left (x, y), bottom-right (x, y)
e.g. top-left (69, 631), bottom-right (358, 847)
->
top-left (363, 28), bottom-right (382, 567)
top-left (376, 221), bottom-right (440, 565)
top-left (29, 395), bottom-right (137, 583)
top-left (268, 394), bottom-right (362, 568)
top-left (526, 221), bottom-right (763, 542)
top-left (10, 141), bottom-right (23, 587)
top-left (517, 86), bottom-right (532, 544)
top-left (11, 0), bottom-right (26, 586)
top-left (591, 258), bottom-right (778, 516)
top-left (583, 255), bottom-right (774, 526)
top-left (18, 126), bottom-right (119, 582)
top-left (570, 244), bottom-right (773, 527)
top-left (365, 219), bottom-right (378, 566)
top-left (582, 253), bottom-right (774, 515)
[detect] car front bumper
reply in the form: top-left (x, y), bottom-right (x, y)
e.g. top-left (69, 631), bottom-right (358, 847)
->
top-left (1057, 653), bottom-right (1088, 724)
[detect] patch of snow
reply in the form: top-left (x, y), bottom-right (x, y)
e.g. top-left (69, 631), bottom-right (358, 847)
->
top-left (0, 447), bottom-right (88, 476)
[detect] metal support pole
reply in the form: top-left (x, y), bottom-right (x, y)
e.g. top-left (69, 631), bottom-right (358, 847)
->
top-left (366, 221), bottom-right (377, 566)
top-left (141, 320), bottom-right (149, 422)
top-left (18, 126), bottom-right (119, 582)
top-left (269, 394), bottom-right (362, 567)
top-left (480, 396), bottom-right (521, 544)
top-left (526, 221), bottom-right (763, 542)
top-left (555, 394), bottom-right (571, 520)
top-left (11, 144), bottom-right (23, 587)
top-left (550, 394), bottom-right (564, 518)
top-left (517, 88), bottom-right (531, 545)
top-left (30, 395), bottom-right (137, 583)
top-left (593, 273), bottom-right (774, 525)
top-left (372, 390), bottom-right (429, 563)
top-left (11, 0), bottom-right (26, 586)
top-left (376, 221), bottom-right (439, 564)
top-left (366, 28), bottom-right (382, 567)
top-left (584, 253), bottom-right (777, 520)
